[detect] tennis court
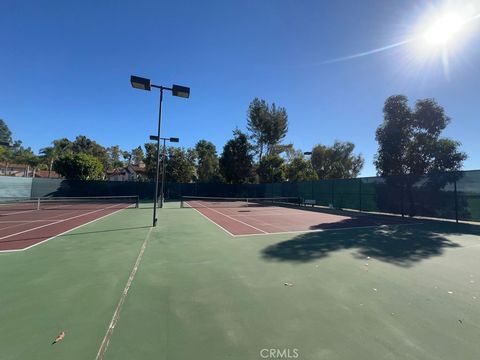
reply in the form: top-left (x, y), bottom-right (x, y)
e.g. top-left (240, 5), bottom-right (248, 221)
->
top-left (181, 196), bottom-right (410, 236)
top-left (1, 199), bottom-right (480, 360)
top-left (0, 196), bottom-right (138, 251)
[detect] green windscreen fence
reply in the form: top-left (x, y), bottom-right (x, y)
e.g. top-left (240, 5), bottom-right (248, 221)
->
top-left (30, 178), bottom-right (155, 199)
top-left (0, 169), bottom-right (477, 222)
top-left (0, 176), bottom-right (33, 198)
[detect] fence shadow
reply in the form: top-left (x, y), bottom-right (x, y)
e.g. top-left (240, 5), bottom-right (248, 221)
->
top-left (261, 222), bottom-right (480, 267)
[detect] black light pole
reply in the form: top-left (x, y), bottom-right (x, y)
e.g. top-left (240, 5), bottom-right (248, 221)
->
top-left (150, 136), bottom-right (179, 208)
top-left (131, 75), bottom-right (189, 227)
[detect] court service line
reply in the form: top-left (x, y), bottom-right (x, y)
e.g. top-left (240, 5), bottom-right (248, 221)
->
top-left (0, 206), bottom-right (130, 253)
top-left (189, 202), bottom-right (268, 234)
top-left (95, 226), bottom-right (153, 360)
top-left (0, 207), bottom-right (91, 232)
top-left (0, 204), bottom-right (122, 241)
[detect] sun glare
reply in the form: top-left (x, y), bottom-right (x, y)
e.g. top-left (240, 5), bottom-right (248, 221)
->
top-left (423, 13), bottom-right (465, 45)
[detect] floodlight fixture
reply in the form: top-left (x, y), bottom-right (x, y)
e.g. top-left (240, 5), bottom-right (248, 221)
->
top-left (130, 75), bottom-right (151, 91)
top-left (172, 85), bottom-right (190, 98)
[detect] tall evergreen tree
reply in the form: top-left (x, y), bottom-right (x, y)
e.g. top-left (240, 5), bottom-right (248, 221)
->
top-left (219, 130), bottom-right (254, 184)
top-left (247, 98), bottom-right (288, 161)
top-left (195, 140), bottom-right (219, 182)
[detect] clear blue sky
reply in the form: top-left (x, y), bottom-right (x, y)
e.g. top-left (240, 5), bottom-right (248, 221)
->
top-left (1, 0), bottom-right (479, 176)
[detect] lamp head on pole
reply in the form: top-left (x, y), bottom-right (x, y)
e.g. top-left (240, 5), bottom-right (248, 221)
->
top-left (131, 75), bottom-right (151, 91)
top-left (172, 85), bottom-right (190, 98)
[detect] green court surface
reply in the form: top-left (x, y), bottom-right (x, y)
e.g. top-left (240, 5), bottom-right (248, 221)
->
top-left (1, 202), bottom-right (480, 360)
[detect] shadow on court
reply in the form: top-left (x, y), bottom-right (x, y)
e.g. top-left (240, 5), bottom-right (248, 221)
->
top-left (307, 213), bottom-right (407, 230)
top-left (261, 221), bottom-right (480, 267)
top-left (59, 225), bottom-right (151, 236)
top-left (0, 226), bottom-right (152, 245)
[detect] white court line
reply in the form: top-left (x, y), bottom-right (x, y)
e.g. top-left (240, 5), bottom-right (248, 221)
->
top-left (188, 201), bottom-right (267, 234)
top-left (95, 227), bottom-right (153, 360)
top-left (0, 220), bottom-right (58, 223)
top-left (188, 206), bottom-right (235, 237)
top-left (1, 204), bottom-right (73, 216)
top-left (0, 204), bottom-right (123, 242)
top-left (0, 205), bottom-right (107, 235)
top-left (0, 205), bottom-right (132, 253)
top-left (232, 221), bottom-right (423, 237)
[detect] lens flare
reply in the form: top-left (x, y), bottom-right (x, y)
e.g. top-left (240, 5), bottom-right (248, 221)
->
top-left (423, 13), bottom-right (464, 45)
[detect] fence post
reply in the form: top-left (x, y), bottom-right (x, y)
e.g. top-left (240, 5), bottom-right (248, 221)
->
top-left (454, 180), bottom-right (459, 223)
top-left (331, 181), bottom-right (335, 208)
top-left (401, 181), bottom-right (405, 218)
top-left (359, 179), bottom-right (362, 212)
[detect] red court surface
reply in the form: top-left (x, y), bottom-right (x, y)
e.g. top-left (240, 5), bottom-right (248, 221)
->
top-left (0, 202), bottom-right (131, 252)
top-left (186, 200), bottom-right (408, 236)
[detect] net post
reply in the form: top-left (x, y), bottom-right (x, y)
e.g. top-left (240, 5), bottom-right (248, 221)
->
top-left (180, 196), bottom-right (184, 208)
top-left (136, 195), bottom-right (139, 209)
top-left (37, 197), bottom-right (40, 210)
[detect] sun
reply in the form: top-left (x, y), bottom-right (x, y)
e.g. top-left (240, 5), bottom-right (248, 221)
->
top-left (423, 13), bottom-right (465, 46)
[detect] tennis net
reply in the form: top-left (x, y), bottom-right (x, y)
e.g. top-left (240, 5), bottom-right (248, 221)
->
top-left (180, 196), bottom-right (301, 208)
top-left (0, 195), bottom-right (139, 211)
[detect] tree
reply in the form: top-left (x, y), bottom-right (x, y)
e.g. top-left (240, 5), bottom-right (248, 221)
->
top-left (312, 141), bottom-right (364, 179)
top-left (52, 138), bottom-right (73, 154)
top-left (39, 146), bottom-right (58, 178)
top-left (72, 135), bottom-right (108, 167)
top-left (247, 98), bottom-right (289, 160)
top-left (122, 151), bottom-right (132, 165)
top-left (131, 146), bottom-right (145, 165)
top-left (143, 143), bottom-right (196, 182)
top-left (195, 140), bottom-right (219, 182)
top-left (16, 147), bottom-right (40, 177)
top-left (285, 151), bottom-right (318, 182)
top-left (53, 153), bottom-right (104, 180)
top-left (219, 130), bottom-right (254, 184)
top-left (0, 119), bottom-right (12, 144)
top-left (106, 145), bottom-right (124, 170)
top-left (257, 154), bottom-right (286, 183)
top-left (165, 147), bottom-right (197, 183)
top-left (375, 95), bottom-right (466, 176)
top-left (143, 143), bottom-right (158, 180)
top-left (0, 120), bottom-right (14, 175)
